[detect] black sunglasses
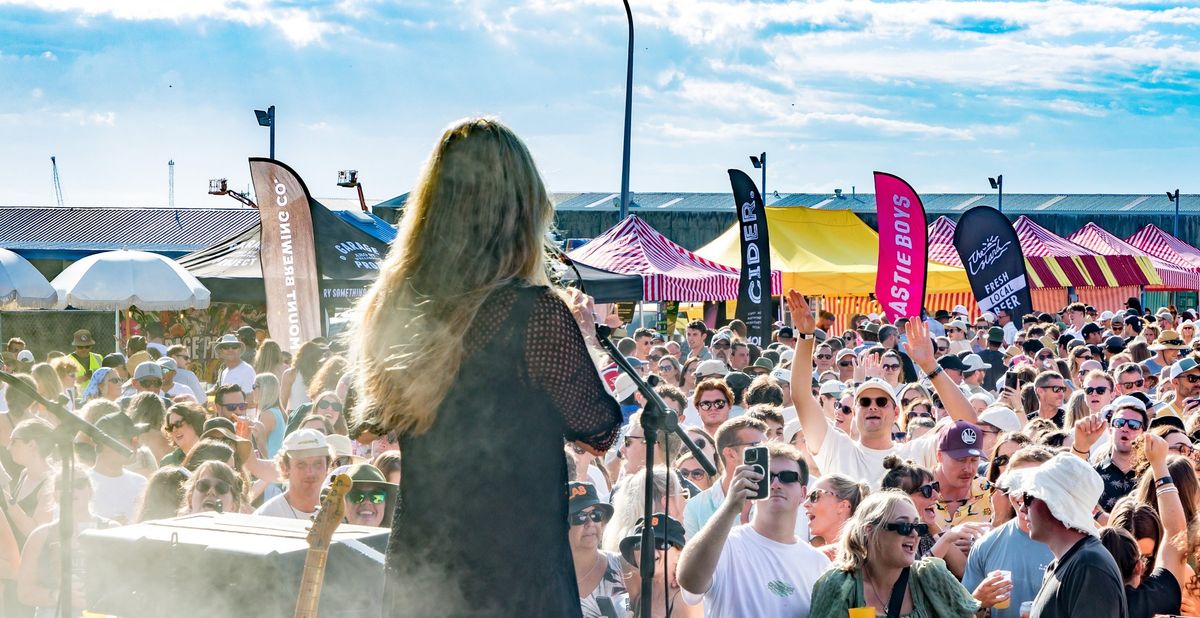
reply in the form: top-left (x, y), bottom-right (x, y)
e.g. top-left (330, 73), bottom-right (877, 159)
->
top-left (911, 481), bottom-right (940, 499)
top-left (569, 510), bottom-right (607, 526)
top-left (698, 400), bottom-right (728, 410)
top-left (1121, 379), bottom-right (1145, 389)
top-left (837, 405), bottom-right (852, 415)
top-left (1085, 386), bottom-right (1109, 395)
top-left (883, 521), bottom-right (930, 536)
top-left (769, 471), bottom-right (802, 484)
top-left (222, 403), bottom-right (248, 412)
top-left (317, 400), bottom-right (344, 412)
top-left (678, 467), bottom-right (707, 480)
top-left (196, 478), bottom-right (233, 495)
top-left (992, 454), bottom-right (1011, 469)
top-left (838, 361), bottom-right (855, 367)
top-left (165, 419), bottom-right (187, 432)
top-left (859, 396), bottom-right (890, 408)
top-left (1021, 494), bottom-right (1039, 509)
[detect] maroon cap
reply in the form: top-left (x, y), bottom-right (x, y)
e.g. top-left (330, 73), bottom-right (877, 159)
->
top-left (938, 420), bottom-right (988, 460)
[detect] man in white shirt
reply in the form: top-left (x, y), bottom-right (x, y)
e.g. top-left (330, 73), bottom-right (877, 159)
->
top-left (678, 442), bottom-right (830, 617)
top-left (215, 333), bottom-right (255, 393)
top-left (88, 412), bottom-right (149, 524)
top-left (254, 429), bottom-right (332, 519)
top-left (157, 356), bottom-right (197, 400)
top-left (787, 291), bottom-right (980, 487)
top-left (167, 345), bottom-right (206, 403)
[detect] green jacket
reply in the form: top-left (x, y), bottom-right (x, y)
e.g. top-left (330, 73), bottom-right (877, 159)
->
top-left (810, 557), bottom-right (979, 618)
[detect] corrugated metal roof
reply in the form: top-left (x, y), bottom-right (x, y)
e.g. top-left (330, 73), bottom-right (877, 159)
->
top-left (0, 207), bottom-right (260, 258)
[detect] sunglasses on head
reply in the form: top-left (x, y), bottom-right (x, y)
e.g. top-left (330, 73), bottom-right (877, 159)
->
top-left (911, 481), bottom-right (940, 499)
top-left (678, 467), bottom-right (707, 480)
top-left (697, 400), bottom-right (728, 410)
top-left (769, 471), bottom-right (802, 484)
top-left (883, 521), bottom-right (930, 536)
top-left (222, 403), bottom-right (247, 412)
top-left (346, 489), bottom-right (387, 505)
top-left (859, 396), bottom-right (890, 408)
top-left (196, 478), bottom-right (233, 495)
top-left (1085, 386), bottom-right (1109, 395)
top-left (569, 510), bottom-right (607, 526)
top-left (317, 400), bottom-right (344, 412)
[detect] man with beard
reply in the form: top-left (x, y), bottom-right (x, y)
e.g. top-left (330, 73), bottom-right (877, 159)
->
top-left (1072, 396), bottom-right (1147, 513)
top-left (933, 420), bottom-right (993, 527)
top-left (1155, 357), bottom-right (1200, 419)
top-left (788, 291), bottom-right (980, 487)
top-left (254, 429), bottom-right (331, 520)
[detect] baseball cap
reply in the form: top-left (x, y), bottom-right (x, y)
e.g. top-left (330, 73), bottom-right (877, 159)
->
top-left (962, 354), bottom-right (991, 372)
top-left (612, 373), bottom-right (637, 401)
top-left (853, 379), bottom-right (897, 408)
top-left (836, 349), bottom-right (856, 361)
top-left (96, 412), bottom-right (148, 444)
top-left (620, 513), bottom-right (686, 567)
top-left (15, 350), bottom-right (33, 363)
top-left (937, 355), bottom-right (969, 372)
top-left (777, 326), bottom-right (795, 340)
top-left (1170, 357), bottom-right (1200, 381)
top-left (1081, 323), bottom-right (1103, 336)
top-left (156, 356), bottom-right (177, 373)
top-left (694, 359), bottom-right (728, 379)
top-left (769, 368), bottom-right (791, 384)
top-left (934, 310), bottom-right (951, 320)
top-left (567, 482), bottom-right (614, 519)
top-left (938, 420), bottom-right (987, 460)
top-left (281, 428), bottom-right (331, 458)
top-left (133, 361), bottom-right (163, 381)
top-left (980, 311), bottom-right (996, 323)
top-left (978, 406), bottom-right (1021, 434)
top-left (819, 381), bottom-right (845, 397)
top-left (1105, 336), bottom-right (1127, 353)
top-left (952, 304), bottom-right (969, 316)
top-left (1100, 311), bottom-right (1115, 322)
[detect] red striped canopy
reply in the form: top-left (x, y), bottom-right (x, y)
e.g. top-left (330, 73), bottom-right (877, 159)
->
top-left (1126, 224), bottom-right (1200, 272)
top-left (927, 216), bottom-right (962, 267)
top-left (1013, 216), bottom-right (1157, 288)
top-left (568, 215), bottom-right (783, 302)
top-left (1069, 223), bottom-right (1194, 291)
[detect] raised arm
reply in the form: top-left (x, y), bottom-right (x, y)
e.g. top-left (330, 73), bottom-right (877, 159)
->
top-left (677, 463), bottom-right (760, 595)
top-left (1145, 434), bottom-right (1188, 585)
top-left (787, 290), bottom-right (828, 453)
top-left (905, 319), bottom-right (977, 425)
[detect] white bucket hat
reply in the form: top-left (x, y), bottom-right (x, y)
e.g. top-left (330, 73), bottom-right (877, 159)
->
top-left (999, 452), bottom-right (1103, 536)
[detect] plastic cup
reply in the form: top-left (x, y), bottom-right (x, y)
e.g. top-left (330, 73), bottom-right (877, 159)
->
top-left (995, 570), bottom-right (1012, 609)
top-left (848, 608), bottom-right (875, 618)
top-left (1020, 600), bottom-right (1033, 618)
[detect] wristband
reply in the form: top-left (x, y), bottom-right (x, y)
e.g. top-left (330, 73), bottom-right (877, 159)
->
top-left (1156, 476), bottom-right (1174, 488)
top-left (1072, 445), bottom-right (1090, 456)
top-left (925, 365), bottom-right (944, 380)
top-left (796, 331), bottom-right (814, 340)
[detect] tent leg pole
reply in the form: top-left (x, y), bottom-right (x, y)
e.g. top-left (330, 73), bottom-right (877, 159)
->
top-left (115, 309), bottom-right (120, 351)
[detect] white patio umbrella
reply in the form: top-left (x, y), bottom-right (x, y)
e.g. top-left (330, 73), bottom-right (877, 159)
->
top-left (0, 248), bottom-right (59, 309)
top-left (51, 249), bottom-right (211, 311)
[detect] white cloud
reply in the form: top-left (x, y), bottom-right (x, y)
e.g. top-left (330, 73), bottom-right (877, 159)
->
top-left (0, 0), bottom-right (342, 46)
top-left (40, 50), bottom-right (57, 61)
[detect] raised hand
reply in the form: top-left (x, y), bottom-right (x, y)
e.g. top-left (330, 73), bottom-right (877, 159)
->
top-left (1072, 414), bottom-right (1107, 455)
top-left (861, 354), bottom-right (883, 379)
top-left (1143, 432), bottom-right (1168, 466)
top-left (904, 318), bottom-right (936, 371)
top-left (786, 289), bottom-right (815, 334)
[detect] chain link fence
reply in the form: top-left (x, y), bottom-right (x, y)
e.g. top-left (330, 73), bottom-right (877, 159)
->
top-left (0, 311), bottom-right (119, 358)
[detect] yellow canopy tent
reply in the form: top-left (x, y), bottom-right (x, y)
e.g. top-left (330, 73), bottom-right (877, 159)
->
top-left (695, 206), bottom-right (970, 295)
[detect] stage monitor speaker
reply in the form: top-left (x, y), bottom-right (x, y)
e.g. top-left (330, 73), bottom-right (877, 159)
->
top-left (80, 512), bottom-right (388, 618)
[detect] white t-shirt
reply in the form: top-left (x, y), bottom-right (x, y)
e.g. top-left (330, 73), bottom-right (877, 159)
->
top-left (253, 492), bottom-right (317, 520)
top-left (812, 420), bottom-right (941, 488)
top-left (87, 467), bottom-right (148, 525)
top-left (681, 524), bottom-right (831, 618)
top-left (219, 361), bottom-right (256, 394)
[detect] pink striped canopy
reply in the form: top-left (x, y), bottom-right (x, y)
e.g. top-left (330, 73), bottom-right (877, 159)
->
top-left (568, 215), bottom-right (782, 302)
top-left (927, 216), bottom-right (962, 267)
top-left (1013, 216), bottom-right (1156, 288)
top-left (1069, 223), bottom-right (1198, 291)
top-left (1126, 224), bottom-right (1200, 272)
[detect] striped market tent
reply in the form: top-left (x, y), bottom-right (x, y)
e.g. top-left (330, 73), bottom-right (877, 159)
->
top-left (1069, 223), bottom-right (1200, 291)
top-left (1013, 216), bottom-right (1158, 289)
top-left (568, 215), bottom-right (782, 302)
top-left (1126, 224), bottom-right (1200, 272)
top-left (927, 216), bottom-right (962, 267)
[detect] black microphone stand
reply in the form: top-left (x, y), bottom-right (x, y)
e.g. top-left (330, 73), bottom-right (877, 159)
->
top-left (0, 371), bottom-right (133, 618)
top-left (593, 325), bottom-right (716, 618)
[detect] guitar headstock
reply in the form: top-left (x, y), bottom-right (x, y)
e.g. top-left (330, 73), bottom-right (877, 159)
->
top-left (307, 474), bottom-right (351, 551)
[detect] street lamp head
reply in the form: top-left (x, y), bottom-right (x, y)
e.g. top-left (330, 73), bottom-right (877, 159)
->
top-left (988, 177), bottom-right (999, 190)
top-left (208, 179), bottom-right (229, 195)
top-left (337, 170), bottom-right (359, 188)
top-left (254, 109), bottom-right (273, 127)
top-left (749, 155), bottom-right (762, 168)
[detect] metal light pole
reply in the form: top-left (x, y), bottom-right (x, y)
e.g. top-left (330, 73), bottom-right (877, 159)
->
top-left (750, 152), bottom-right (766, 198)
top-left (989, 175), bottom-right (1003, 213)
top-left (1168, 189), bottom-right (1181, 238)
top-left (255, 105), bottom-right (275, 159)
top-left (619, 0), bottom-right (634, 221)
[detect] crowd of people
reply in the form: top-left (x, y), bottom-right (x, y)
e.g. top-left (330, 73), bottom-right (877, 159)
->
top-left (563, 296), bottom-right (1200, 618)
top-left (0, 327), bottom-right (400, 616)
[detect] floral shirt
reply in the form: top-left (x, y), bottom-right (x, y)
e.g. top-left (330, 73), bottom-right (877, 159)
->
top-left (934, 476), bottom-right (992, 528)
top-left (1095, 457), bottom-right (1137, 513)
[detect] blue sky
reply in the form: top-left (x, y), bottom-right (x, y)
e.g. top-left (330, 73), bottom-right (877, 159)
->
top-left (1, 0), bottom-right (1200, 207)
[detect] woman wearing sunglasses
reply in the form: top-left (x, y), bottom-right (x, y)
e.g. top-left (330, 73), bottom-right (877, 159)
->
top-left (158, 402), bottom-right (206, 467)
top-left (804, 473), bottom-right (869, 559)
top-left (333, 463), bottom-right (398, 528)
top-left (810, 491), bottom-right (989, 617)
top-left (881, 456), bottom-right (969, 580)
top-left (183, 460), bottom-right (247, 514)
top-left (79, 366), bottom-right (123, 405)
top-left (675, 453), bottom-right (712, 492)
top-left (285, 390), bottom-right (350, 436)
top-left (983, 433), bottom-right (1031, 527)
top-left (566, 482), bottom-right (628, 618)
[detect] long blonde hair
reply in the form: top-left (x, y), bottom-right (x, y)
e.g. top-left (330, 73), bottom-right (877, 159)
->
top-left (351, 118), bottom-right (554, 435)
top-left (834, 490), bottom-right (914, 572)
